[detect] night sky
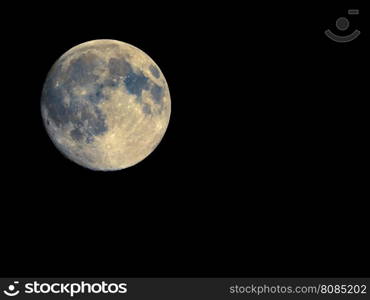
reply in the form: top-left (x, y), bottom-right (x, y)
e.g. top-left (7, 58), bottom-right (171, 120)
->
top-left (1, 1), bottom-right (367, 277)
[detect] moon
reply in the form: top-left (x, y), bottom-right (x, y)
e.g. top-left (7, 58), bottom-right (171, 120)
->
top-left (41, 39), bottom-right (171, 171)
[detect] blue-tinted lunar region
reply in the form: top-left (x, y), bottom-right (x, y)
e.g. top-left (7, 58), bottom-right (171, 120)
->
top-left (41, 40), bottom-right (171, 171)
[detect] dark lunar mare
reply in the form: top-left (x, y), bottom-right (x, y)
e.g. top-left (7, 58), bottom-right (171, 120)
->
top-left (124, 71), bottom-right (150, 98)
top-left (68, 54), bottom-right (100, 85)
top-left (149, 65), bottom-right (160, 78)
top-left (108, 58), bottom-right (131, 77)
top-left (108, 57), bottom-right (151, 100)
top-left (107, 57), bottom-right (165, 113)
top-left (150, 84), bottom-right (164, 104)
top-left (42, 52), bottom-right (108, 144)
top-left (88, 83), bottom-right (105, 104)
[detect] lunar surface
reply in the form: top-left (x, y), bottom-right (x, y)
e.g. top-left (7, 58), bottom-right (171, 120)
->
top-left (41, 39), bottom-right (171, 171)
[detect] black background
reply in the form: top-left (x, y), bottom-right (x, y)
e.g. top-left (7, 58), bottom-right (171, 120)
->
top-left (1, 1), bottom-right (368, 277)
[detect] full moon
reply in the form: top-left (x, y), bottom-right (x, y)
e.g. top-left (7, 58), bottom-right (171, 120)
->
top-left (41, 39), bottom-right (171, 171)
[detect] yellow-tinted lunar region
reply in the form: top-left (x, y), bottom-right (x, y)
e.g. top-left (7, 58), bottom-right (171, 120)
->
top-left (41, 39), bottom-right (171, 171)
